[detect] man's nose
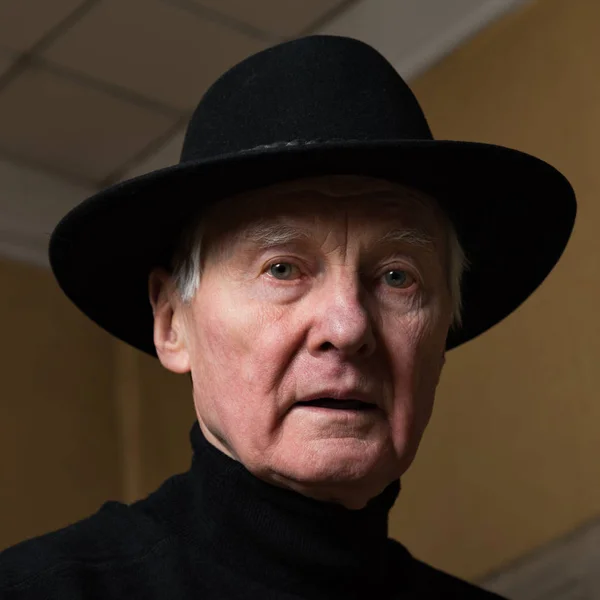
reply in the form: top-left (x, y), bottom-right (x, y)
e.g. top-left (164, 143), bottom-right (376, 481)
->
top-left (306, 280), bottom-right (377, 359)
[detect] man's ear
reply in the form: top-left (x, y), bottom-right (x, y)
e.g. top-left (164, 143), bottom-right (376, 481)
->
top-left (148, 268), bottom-right (191, 374)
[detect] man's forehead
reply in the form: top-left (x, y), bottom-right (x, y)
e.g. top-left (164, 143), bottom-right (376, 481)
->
top-left (198, 176), bottom-right (447, 268)
top-left (237, 219), bottom-right (438, 257)
top-left (231, 175), bottom-right (432, 205)
top-left (209, 175), bottom-right (443, 227)
top-left (249, 175), bottom-right (405, 198)
top-left (197, 175), bottom-right (449, 265)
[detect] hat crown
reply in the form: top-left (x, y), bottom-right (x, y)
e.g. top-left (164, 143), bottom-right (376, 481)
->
top-left (181, 35), bottom-right (433, 162)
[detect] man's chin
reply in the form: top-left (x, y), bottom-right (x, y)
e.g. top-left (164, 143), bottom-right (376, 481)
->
top-left (265, 461), bottom-right (398, 510)
top-left (263, 438), bottom-right (399, 487)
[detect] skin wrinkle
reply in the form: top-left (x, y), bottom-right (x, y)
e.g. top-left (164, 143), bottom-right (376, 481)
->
top-left (149, 175), bottom-right (454, 511)
top-left (171, 175), bottom-right (466, 329)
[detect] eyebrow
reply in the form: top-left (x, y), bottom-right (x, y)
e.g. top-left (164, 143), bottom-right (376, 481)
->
top-left (238, 221), bottom-right (436, 253)
top-left (377, 228), bottom-right (436, 251)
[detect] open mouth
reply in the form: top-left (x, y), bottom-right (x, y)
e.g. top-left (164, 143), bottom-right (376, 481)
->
top-left (294, 398), bottom-right (376, 410)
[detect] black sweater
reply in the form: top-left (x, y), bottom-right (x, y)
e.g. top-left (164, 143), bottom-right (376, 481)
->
top-left (0, 421), bottom-right (507, 599)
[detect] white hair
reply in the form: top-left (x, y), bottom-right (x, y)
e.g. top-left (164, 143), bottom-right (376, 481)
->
top-left (170, 178), bottom-right (470, 331)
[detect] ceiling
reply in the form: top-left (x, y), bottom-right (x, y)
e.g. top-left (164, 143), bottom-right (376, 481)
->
top-left (0, 0), bottom-right (529, 267)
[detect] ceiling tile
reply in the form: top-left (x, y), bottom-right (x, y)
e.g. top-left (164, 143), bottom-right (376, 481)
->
top-left (40, 0), bottom-right (267, 111)
top-left (191, 0), bottom-right (347, 37)
top-left (0, 0), bottom-right (84, 52)
top-left (122, 130), bottom-right (185, 181)
top-left (317, 0), bottom-right (510, 80)
top-left (0, 159), bottom-right (93, 232)
top-left (0, 65), bottom-right (177, 182)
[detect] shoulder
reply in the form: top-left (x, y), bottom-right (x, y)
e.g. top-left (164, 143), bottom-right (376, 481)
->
top-left (388, 540), bottom-right (509, 599)
top-left (0, 499), bottom-right (170, 598)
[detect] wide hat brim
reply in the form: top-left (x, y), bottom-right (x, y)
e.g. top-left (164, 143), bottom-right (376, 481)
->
top-left (49, 138), bottom-right (576, 356)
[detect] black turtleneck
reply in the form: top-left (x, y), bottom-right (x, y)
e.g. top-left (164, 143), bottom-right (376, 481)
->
top-left (175, 420), bottom-right (405, 598)
top-left (0, 420), bottom-right (506, 599)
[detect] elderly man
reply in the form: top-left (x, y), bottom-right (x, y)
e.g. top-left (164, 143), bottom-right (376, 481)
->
top-left (0, 35), bottom-right (575, 599)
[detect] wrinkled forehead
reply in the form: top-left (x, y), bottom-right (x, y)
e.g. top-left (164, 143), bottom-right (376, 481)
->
top-left (204, 175), bottom-right (448, 239)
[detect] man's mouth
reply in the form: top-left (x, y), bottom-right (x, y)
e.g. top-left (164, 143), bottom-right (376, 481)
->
top-left (294, 398), bottom-right (377, 410)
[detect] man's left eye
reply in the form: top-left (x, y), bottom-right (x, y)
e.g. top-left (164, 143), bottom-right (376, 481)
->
top-left (268, 262), bottom-right (300, 280)
top-left (383, 270), bottom-right (415, 288)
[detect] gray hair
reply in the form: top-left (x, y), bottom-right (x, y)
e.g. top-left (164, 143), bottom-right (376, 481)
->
top-left (170, 180), bottom-right (470, 331)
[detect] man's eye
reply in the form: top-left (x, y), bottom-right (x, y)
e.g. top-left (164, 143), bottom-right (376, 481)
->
top-left (265, 263), bottom-right (417, 289)
top-left (382, 269), bottom-right (415, 289)
top-left (267, 262), bottom-right (300, 280)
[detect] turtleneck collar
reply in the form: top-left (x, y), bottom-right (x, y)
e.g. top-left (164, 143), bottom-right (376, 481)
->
top-left (171, 420), bottom-right (410, 599)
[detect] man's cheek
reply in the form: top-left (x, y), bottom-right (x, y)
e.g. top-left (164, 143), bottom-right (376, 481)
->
top-left (197, 316), bottom-right (242, 366)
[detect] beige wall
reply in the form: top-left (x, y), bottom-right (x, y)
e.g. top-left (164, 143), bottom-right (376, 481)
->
top-left (0, 257), bottom-right (120, 548)
top-left (396, 0), bottom-right (600, 580)
top-left (1, 0), bottom-right (598, 584)
top-left (136, 350), bottom-right (195, 495)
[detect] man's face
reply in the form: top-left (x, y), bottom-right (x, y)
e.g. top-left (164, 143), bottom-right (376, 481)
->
top-left (153, 176), bottom-right (453, 510)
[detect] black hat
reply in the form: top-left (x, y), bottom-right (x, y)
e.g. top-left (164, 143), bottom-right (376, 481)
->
top-left (49, 35), bottom-right (576, 356)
